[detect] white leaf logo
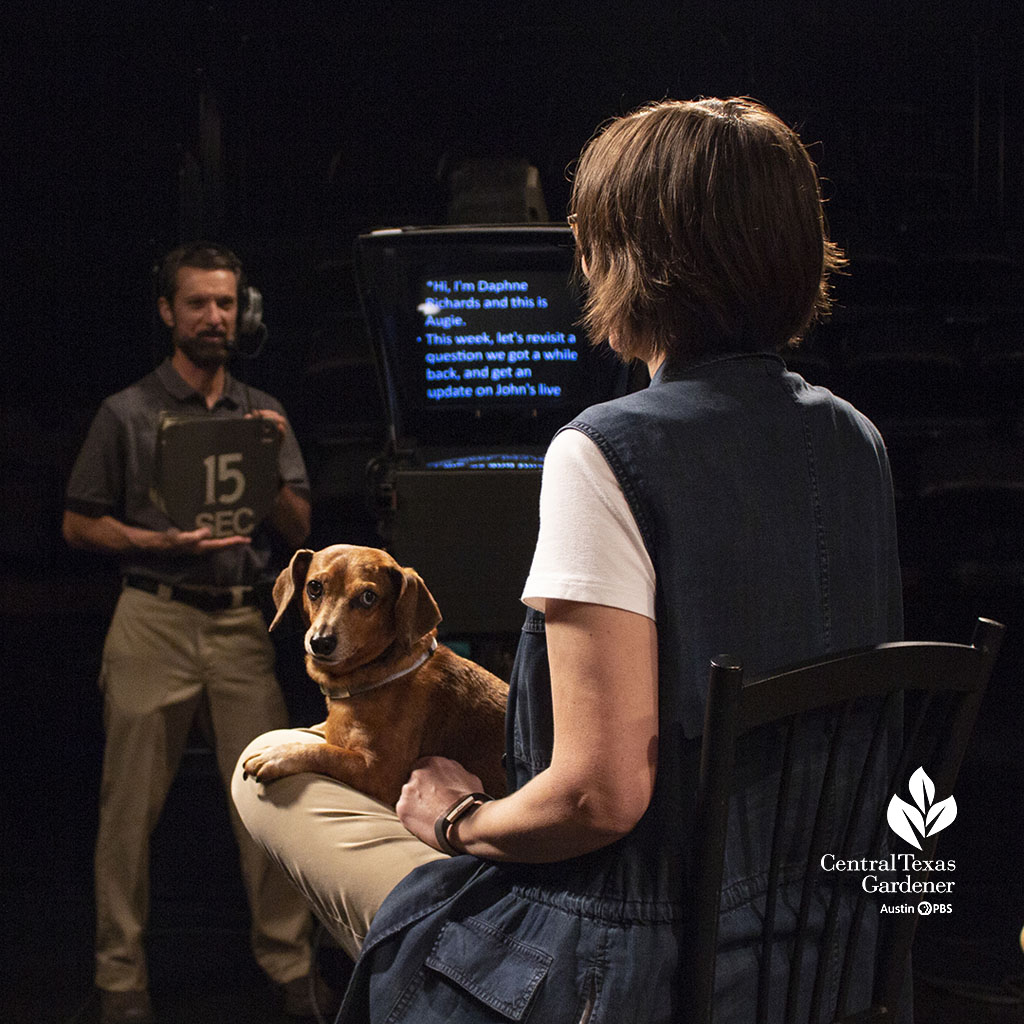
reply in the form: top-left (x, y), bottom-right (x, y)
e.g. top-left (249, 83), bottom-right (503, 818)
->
top-left (926, 797), bottom-right (957, 834)
top-left (886, 767), bottom-right (957, 850)
top-left (909, 766), bottom-right (934, 809)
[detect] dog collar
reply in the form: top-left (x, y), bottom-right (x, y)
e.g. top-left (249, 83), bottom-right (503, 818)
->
top-left (320, 636), bottom-right (438, 701)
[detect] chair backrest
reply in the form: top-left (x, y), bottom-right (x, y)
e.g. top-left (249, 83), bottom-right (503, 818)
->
top-left (687, 617), bottom-right (1005, 1024)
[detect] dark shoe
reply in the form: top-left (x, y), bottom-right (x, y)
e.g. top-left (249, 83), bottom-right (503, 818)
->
top-left (280, 971), bottom-right (339, 1018)
top-left (99, 988), bottom-right (155, 1024)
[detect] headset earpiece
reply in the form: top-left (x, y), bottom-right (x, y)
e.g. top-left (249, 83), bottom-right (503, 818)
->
top-left (238, 286), bottom-right (264, 339)
top-left (234, 285), bottom-right (268, 358)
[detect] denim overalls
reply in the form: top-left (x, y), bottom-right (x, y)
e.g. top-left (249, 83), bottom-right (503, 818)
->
top-left (339, 354), bottom-right (904, 1023)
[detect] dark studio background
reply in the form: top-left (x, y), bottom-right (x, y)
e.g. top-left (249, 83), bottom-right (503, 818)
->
top-left (2, 2), bottom-right (1023, 1021)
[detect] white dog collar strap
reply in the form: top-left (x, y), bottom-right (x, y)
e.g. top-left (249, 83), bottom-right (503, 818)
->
top-left (320, 636), bottom-right (438, 701)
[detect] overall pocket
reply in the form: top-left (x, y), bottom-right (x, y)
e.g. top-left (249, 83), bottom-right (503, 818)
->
top-left (384, 916), bottom-right (552, 1022)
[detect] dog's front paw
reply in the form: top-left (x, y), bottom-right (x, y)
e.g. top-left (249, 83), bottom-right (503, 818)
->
top-left (242, 743), bottom-right (315, 783)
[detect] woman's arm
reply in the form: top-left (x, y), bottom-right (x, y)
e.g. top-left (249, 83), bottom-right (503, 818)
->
top-left (397, 598), bottom-right (659, 862)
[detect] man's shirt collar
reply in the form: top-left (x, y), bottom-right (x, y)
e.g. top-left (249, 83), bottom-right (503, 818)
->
top-left (156, 358), bottom-right (244, 410)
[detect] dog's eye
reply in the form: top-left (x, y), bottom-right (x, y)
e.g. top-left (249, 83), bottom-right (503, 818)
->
top-left (306, 579), bottom-right (324, 600)
top-left (358, 589), bottom-right (377, 608)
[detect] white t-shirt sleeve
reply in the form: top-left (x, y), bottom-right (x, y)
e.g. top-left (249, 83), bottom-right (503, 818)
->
top-left (521, 427), bottom-right (656, 620)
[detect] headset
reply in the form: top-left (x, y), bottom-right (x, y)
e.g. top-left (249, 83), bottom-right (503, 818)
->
top-left (236, 284), bottom-right (268, 357)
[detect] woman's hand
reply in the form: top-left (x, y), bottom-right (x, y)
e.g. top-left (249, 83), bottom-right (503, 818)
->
top-left (397, 756), bottom-right (485, 851)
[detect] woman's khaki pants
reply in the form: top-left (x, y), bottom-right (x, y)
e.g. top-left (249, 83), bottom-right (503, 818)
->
top-left (232, 728), bottom-right (447, 960)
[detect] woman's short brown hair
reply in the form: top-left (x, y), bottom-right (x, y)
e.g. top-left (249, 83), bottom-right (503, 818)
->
top-left (569, 98), bottom-right (845, 366)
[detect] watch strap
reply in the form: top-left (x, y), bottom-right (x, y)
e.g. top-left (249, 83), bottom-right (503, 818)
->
top-left (434, 792), bottom-right (493, 856)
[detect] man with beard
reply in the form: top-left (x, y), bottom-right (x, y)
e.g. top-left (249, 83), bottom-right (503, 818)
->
top-left (63, 242), bottom-right (328, 1024)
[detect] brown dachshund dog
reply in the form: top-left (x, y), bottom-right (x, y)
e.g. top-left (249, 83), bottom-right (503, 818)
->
top-left (242, 544), bottom-right (508, 805)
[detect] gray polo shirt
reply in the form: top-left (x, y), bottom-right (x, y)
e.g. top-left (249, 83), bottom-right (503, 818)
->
top-left (65, 359), bottom-right (310, 587)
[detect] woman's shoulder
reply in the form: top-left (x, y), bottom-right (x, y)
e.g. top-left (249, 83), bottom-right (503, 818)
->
top-left (562, 387), bottom-right (657, 440)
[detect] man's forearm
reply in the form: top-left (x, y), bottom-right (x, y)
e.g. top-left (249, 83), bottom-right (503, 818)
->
top-left (270, 485), bottom-right (311, 550)
top-left (62, 509), bottom-right (252, 556)
top-left (62, 509), bottom-right (169, 555)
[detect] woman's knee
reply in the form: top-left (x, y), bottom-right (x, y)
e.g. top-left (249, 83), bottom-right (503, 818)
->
top-left (231, 729), bottom-right (324, 834)
top-left (239, 726), bottom-right (321, 761)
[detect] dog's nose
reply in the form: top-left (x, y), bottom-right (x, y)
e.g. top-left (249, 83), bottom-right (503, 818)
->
top-left (309, 634), bottom-right (337, 658)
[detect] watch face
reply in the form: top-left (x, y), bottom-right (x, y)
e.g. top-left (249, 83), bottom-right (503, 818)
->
top-left (436, 793), bottom-right (491, 855)
top-left (447, 795), bottom-right (478, 822)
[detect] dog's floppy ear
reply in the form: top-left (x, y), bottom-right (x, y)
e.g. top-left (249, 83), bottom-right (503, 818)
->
top-left (269, 549), bottom-right (315, 631)
top-left (390, 566), bottom-right (441, 653)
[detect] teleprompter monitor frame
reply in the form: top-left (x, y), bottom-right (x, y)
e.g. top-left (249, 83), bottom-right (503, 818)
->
top-left (354, 225), bottom-right (628, 456)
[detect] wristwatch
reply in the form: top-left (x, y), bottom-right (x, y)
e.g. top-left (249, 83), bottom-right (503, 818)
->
top-left (434, 792), bottom-right (493, 856)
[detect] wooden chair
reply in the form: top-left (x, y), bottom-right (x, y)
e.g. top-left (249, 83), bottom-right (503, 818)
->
top-left (687, 617), bottom-right (1005, 1024)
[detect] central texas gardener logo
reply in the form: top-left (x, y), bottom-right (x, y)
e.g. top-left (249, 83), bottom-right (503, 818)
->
top-left (886, 767), bottom-right (957, 851)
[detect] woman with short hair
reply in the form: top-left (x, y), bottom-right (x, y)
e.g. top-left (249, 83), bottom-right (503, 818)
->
top-left (235, 97), bottom-right (904, 1023)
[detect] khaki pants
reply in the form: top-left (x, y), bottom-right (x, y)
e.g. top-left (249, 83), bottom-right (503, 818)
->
top-left (232, 729), bottom-right (447, 961)
top-left (94, 585), bottom-right (313, 992)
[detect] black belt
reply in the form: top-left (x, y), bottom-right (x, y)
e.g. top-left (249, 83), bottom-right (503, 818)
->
top-left (124, 574), bottom-right (259, 613)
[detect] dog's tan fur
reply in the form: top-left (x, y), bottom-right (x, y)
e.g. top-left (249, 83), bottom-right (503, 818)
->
top-left (242, 544), bottom-right (508, 805)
